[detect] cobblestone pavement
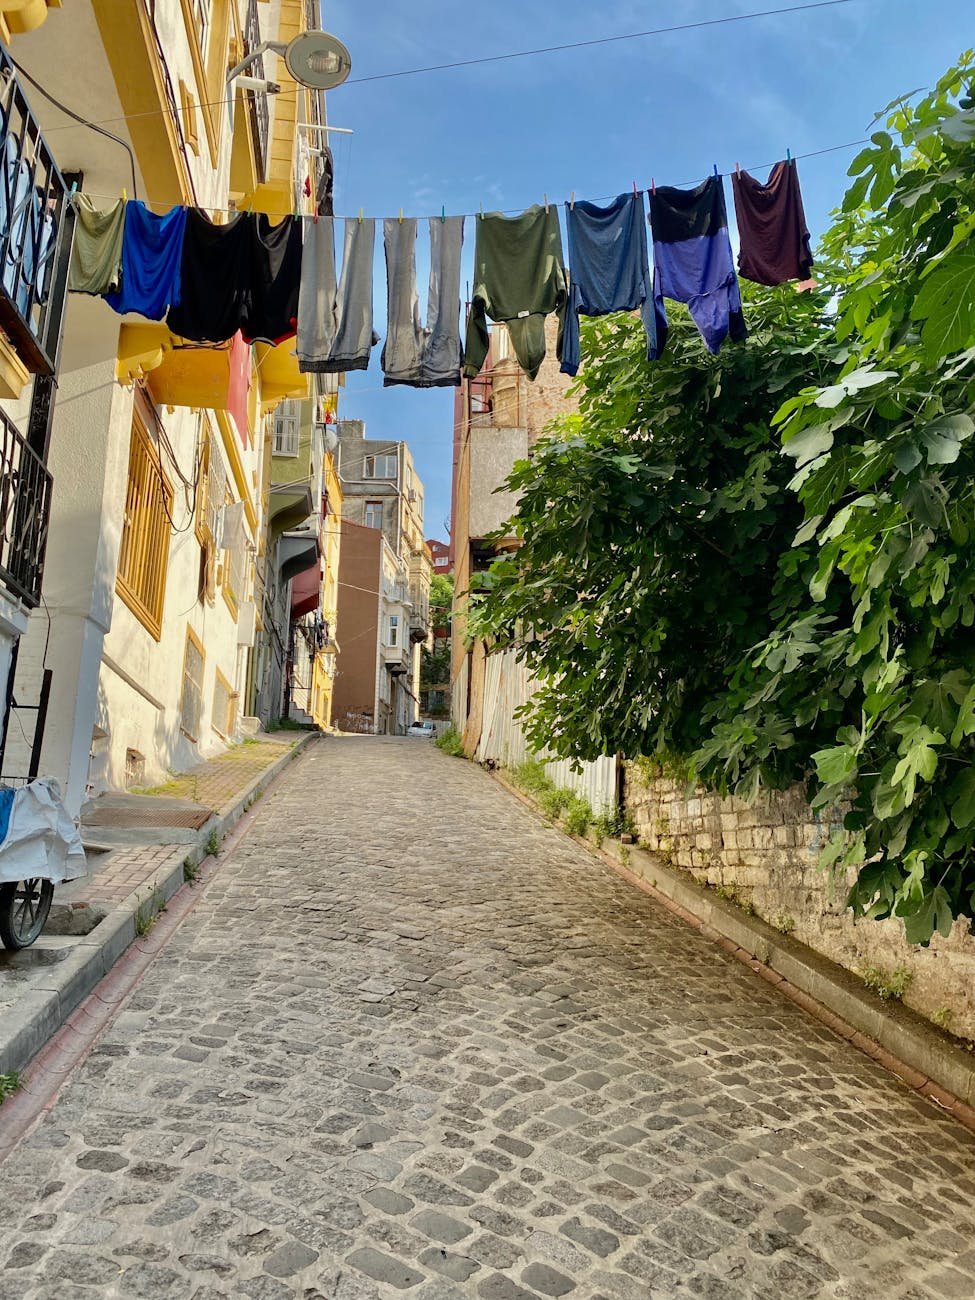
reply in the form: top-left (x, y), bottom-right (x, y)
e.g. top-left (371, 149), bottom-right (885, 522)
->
top-left (1, 736), bottom-right (975, 1300)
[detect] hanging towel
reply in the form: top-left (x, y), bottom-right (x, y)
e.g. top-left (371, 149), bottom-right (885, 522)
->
top-left (68, 195), bottom-right (125, 295)
top-left (242, 214), bottom-right (302, 346)
top-left (464, 205), bottom-right (567, 382)
top-left (648, 176), bottom-right (747, 358)
top-left (167, 209), bottom-right (254, 342)
top-left (382, 216), bottom-right (465, 388)
top-left (296, 216), bottom-right (379, 373)
top-left (104, 201), bottom-right (187, 320)
top-left (561, 192), bottom-right (656, 377)
top-left (731, 159), bottom-right (813, 286)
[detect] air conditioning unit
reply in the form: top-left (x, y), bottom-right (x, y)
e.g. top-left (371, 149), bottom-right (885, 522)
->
top-left (408, 489), bottom-right (417, 503)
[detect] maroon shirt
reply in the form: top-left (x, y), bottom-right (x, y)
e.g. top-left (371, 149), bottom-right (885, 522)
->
top-left (732, 160), bottom-right (813, 286)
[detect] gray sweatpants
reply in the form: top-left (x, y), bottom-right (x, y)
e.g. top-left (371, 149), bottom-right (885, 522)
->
top-left (382, 216), bottom-right (464, 387)
top-left (297, 216), bottom-right (378, 373)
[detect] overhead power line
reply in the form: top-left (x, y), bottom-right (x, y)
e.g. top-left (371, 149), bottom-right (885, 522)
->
top-left (35, 1), bottom-right (856, 136)
top-left (344, 1), bottom-right (858, 85)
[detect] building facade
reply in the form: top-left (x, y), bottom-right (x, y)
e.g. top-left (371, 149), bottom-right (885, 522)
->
top-left (332, 419), bottom-right (432, 734)
top-left (0, 0), bottom-right (336, 810)
top-left (450, 317), bottom-right (577, 753)
top-left (427, 538), bottom-right (451, 575)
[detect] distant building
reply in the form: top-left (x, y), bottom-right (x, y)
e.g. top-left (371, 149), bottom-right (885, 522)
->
top-left (450, 318), bottom-right (578, 753)
top-left (427, 539), bottom-right (451, 574)
top-left (332, 421), bottom-right (432, 734)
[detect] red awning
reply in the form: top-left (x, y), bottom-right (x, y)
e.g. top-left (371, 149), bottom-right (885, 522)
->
top-left (290, 561), bottom-right (321, 619)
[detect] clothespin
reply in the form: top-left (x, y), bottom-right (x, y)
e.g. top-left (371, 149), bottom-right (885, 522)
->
top-left (479, 201), bottom-right (484, 219)
top-left (632, 181), bottom-right (638, 198)
top-left (570, 191), bottom-right (575, 210)
top-left (358, 207), bottom-right (363, 224)
top-left (713, 164), bottom-right (719, 178)
top-left (543, 193), bottom-right (549, 213)
top-left (787, 147), bottom-right (792, 163)
top-left (441, 205), bottom-right (446, 224)
top-left (121, 187), bottom-right (127, 202)
top-left (398, 207), bottom-right (403, 224)
top-left (69, 180), bottom-right (77, 198)
top-left (651, 177), bottom-right (656, 196)
top-left (735, 161), bottom-right (742, 178)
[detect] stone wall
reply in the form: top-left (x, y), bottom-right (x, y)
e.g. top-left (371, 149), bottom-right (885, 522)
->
top-left (624, 762), bottom-right (975, 1040)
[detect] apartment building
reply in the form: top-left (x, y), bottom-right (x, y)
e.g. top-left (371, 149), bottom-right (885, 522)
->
top-left (0, 1), bottom-right (335, 810)
top-left (450, 317), bottom-right (578, 754)
top-left (332, 420), bottom-right (432, 733)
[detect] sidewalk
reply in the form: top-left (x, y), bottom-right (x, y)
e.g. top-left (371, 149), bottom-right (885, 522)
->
top-left (0, 730), bottom-right (318, 1077)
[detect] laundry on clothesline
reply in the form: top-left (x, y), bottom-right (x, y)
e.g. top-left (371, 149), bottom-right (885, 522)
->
top-left (382, 215), bottom-right (465, 388)
top-left (104, 201), bottom-right (186, 320)
top-left (297, 214), bottom-right (379, 373)
top-left (648, 175), bottom-right (748, 359)
top-left (731, 158), bottom-right (814, 286)
top-left (67, 154), bottom-right (822, 386)
top-left (561, 191), bottom-right (655, 377)
top-left (464, 204), bottom-right (567, 383)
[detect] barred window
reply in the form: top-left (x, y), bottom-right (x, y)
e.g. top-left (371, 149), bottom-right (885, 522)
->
top-left (179, 628), bottom-right (205, 742)
top-left (116, 404), bottom-right (173, 640)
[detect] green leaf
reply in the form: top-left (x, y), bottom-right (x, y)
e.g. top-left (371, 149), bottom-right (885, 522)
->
top-left (899, 886), bottom-right (955, 946)
top-left (949, 768), bottom-right (975, 828)
top-left (912, 251), bottom-right (975, 361)
top-left (812, 745), bottom-right (857, 787)
top-left (781, 424), bottom-right (835, 467)
top-left (951, 685), bottom-right (975, 747)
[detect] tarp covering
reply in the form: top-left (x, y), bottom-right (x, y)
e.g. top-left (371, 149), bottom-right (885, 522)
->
top-left (0, 779), bottom-right (87, 884)
top-left (291, 560), bottom-right (321, 618)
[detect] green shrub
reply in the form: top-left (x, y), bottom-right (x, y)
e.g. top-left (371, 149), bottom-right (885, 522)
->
top-left (861, 965), bottom-right (913, 1002)
top-left (435, 726), bottom-right (465, 756)
top-left (564, 797), bottom-right (594, 837)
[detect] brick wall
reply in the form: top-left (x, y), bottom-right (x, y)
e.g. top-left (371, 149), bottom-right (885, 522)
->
top-left (624, 762), bottom-right (975, 1040)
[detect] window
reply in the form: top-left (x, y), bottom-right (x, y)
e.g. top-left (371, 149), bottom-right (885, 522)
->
top-left (364, 453), bottom-right (397, 479)
top-left (212, 668), bottom-right (237, 738)
top-left (116, 403), bottom-right (173, 640)
top-left (179, 80), bottom-right (199, 155)
top-left (387, 615), bottom-right (399, 648)
top-left (190, 0), bottom-right (210, 57)
top-left (179, 628), bottom-right (206, 742)
top-left (273, 401), bottom-right (301, 456)
top-left (364, 501), bottom-right (383, 531)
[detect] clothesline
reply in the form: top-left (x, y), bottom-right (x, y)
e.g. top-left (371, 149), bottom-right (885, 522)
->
top-left (72, 137), bottom-right (867, 225)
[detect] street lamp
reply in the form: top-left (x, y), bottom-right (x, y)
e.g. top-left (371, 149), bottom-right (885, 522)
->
top-left (227, 29), bottom-right (352, 92)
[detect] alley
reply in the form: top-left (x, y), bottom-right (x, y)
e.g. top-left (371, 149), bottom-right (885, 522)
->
top-left (1, 737), bottom-right (974, 1300)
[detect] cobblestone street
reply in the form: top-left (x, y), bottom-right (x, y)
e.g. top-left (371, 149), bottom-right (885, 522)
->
top-left (1, 736), bottom-right (974, 1299)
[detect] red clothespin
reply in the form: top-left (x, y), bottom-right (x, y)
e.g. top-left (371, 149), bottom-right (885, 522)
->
top-left (651, 177), bottom-right (656, 196)
top-left (632, 180), bottom-right (638, 197)
top-left (735, 161), bottom-right (742, 178)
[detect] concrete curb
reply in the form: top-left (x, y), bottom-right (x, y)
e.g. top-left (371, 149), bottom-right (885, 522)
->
top-left (492, 770), bottom-right (975, 1130)
top-left (0, 733), bottom-right (318, 1078)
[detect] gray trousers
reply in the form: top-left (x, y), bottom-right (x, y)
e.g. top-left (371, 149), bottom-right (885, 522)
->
top-left (297, 216), bottom-right (378, 373)
top-left (382, 216), bottom-right (464, 387)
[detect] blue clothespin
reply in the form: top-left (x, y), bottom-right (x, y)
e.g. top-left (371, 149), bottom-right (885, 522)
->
top-left (69, 181), bottom-right (77, 197)
top-left (441, 205), bottom-right (445, 224)
top-left (787, 148), bottom-right (792, 163)
top-left (713, 163), bottom-right (719, 178)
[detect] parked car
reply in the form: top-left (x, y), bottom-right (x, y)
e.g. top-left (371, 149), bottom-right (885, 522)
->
top-left (407, 720), bottom-right (437, 739)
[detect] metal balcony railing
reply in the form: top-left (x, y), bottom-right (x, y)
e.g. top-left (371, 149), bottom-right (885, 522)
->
top-left (0, 46), bottom-right (73, 378)
top-left (244, 0), bottom-right (270, 183)
top-left (0, 406), bottom-right (52, 608)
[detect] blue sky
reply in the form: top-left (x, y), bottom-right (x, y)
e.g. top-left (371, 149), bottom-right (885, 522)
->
top-left (321, 0), bottom-right (972, 540)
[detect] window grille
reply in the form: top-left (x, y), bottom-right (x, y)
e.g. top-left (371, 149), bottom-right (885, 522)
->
top-left (179, 629), bottom-right (205, 742)
top-left (273, 401), bottom-right (301, 456)
top-left (116, 409), bottom-right (173, 640)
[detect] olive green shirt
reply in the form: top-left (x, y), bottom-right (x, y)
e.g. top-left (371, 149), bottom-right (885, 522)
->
top-left (68, 195), bottom-right (125, 295)
top-left (464, 205), bottom-right (566, 382)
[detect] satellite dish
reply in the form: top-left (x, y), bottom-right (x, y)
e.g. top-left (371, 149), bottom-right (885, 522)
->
top-left (285, 31), bottom-right (352, 91)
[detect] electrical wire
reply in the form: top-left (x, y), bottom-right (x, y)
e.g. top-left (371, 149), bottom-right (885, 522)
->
top-left (345, 0), bottom-right (858, 85)
top-left (73, 134), bottom-right (872, 222)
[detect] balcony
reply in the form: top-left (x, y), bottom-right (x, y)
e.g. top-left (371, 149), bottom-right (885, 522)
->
top-left (243, 0), bottom-right (269, 183)
top-left (0, 46), bottom-right (73, 394)
top-left (0, 405), bottom-right (51, 608)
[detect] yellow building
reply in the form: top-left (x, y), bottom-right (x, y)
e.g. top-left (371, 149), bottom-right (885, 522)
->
top-left (0, 1), bottom-right (341, 806)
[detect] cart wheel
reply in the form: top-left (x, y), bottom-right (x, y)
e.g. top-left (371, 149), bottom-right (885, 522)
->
top-left (0, 878), bottom-right (54, 951)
